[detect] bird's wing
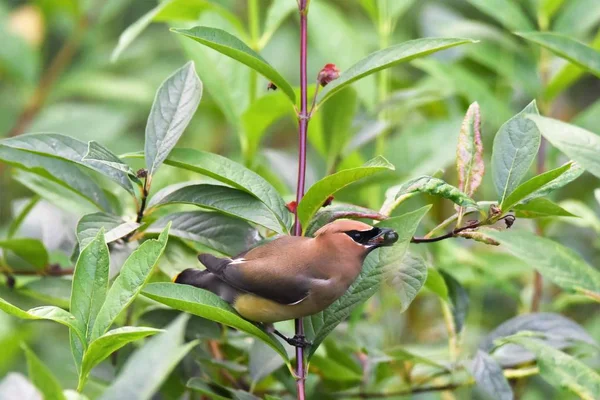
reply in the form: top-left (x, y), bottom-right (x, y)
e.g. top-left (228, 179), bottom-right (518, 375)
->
top-left (198, 253), bottom-right (312, 305)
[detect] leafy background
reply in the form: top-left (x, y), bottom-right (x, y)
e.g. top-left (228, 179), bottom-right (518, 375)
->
top-left (0, 0), bottom-right (600, 399)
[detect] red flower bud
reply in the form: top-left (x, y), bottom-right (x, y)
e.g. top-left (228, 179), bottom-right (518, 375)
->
top-left (286, 201), bottom-right (297, 213)
top-left (317, 63), bottom-right (340, 87)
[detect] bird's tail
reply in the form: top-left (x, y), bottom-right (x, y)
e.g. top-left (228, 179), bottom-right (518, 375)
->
top-left (173, 268), bottom-right (239, 304)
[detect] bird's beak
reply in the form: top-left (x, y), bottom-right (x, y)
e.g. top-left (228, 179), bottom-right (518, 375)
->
top-left (366, 228), bottom-right (398, 247)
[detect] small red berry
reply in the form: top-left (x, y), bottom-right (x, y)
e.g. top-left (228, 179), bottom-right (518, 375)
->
top-left (317, 63), bottom-right (340, 87)
top-left (286, 201), bottom-right (298, 213)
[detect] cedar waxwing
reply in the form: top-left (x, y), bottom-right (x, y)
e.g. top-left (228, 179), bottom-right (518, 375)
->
top-left (174, 219), bottom-right (398, 326)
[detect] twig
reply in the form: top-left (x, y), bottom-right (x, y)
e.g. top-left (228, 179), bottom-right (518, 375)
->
top-left (411, 221), bottom-right (481, 243)
top-left (5, 266), bottom-right (74, 276)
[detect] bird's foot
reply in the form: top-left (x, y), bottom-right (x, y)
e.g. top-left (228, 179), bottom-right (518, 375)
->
top-left (273, 330), bottom-right (312, 348)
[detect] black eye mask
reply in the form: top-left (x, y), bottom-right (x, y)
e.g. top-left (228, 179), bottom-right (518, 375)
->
top-left (344, 228), bottom-right (382, 245)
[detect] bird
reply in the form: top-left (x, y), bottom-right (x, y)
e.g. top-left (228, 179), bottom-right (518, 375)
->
top-left (173, 219), bottom-right (398, 345)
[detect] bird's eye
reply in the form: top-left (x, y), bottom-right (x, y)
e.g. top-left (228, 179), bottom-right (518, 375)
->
top-left (345, 230), bottom-right (363, 243)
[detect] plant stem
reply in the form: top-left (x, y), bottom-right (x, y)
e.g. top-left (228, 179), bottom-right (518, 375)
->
top-left (293, 2), bottom-right (309, 400)
top-left (248, 0), bottom-right (260, 104)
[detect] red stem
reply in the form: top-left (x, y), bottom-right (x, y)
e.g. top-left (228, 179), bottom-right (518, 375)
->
top-left (294, 1), bottom-right (309, 400)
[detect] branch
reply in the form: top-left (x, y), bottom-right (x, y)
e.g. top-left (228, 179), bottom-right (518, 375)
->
top-left (411, 221), bottom-right (481, 243)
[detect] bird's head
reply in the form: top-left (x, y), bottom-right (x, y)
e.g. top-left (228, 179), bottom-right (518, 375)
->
top-left (313, 219), bottom-right (398, 257)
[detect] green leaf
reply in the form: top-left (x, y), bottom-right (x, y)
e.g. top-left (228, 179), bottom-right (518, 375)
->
top-left (387, 252), bottom-right (428, 313)
top-left (146, 211), bottom-right (260, 257)
top-left (142, 283), bottom-right (289, 362)
top-left (172, 26), bottom-right (296, 104)
top-left (90, 225), bottom-right (170, 340)
top-left (500, 162), bottom-right (572, 211)
top-left (467, 0), bottom-right (533, 31)
top-left (187, 378), bottom-right (231, 400)
top-left (316, 38), bottom-right (476, 106)
top-left (440, 270), bottom-right (469, 334)
top-left (514, 198), bottom-right (577, 218)
top-left (468, 350), bottom-right (513, 400)
top-left (0, 297), bottom-right (84, 343)
top-left (310, 354), bottom-right (363, 382)
top-left (517, 32), bottom-right (600, 76)
top-left (148, 183), bottom-right (284, 234)
top-left (527, 115), bottom-right (600, 179)
top-left (19, 278), bottom-right (72, 308)
top-left (249, 340), bottom-right (285, 385)
top-left (145, 62), bottom-right (203, 176)
top-left (394, 176), bottom-right (478, 208)
top-left (70, 229), bottom-right (110, 342)
top-left (22, 345), bottom-right (66, 400)
top-left (321, 87), bottom-right (358, 169)
top-left (7, 196), bottom-right (39, 239)
top-left (0, 147), bottom-right (112, 211)
top-left (79, 327), bottom-right (162, 390)
top-left (304, 206), bottom-right (430, 358)
top-left (297, 156), bottom-right (395, 230)
top-left (99, 315), bottom-right (197, 400)
top-left (76, 213), bottom-right (140, 249)
top-left (0, 134), bottom-right (133, 194)
top-left (83, 141), bottom-right (140, 186)
top-left (424, 267), bottom-right (449, 302)
top-left (521, 163), bottom-right (584, 203)
top-left (500, 336), bottom-right (600, 400)
top-left (258, 0), bottom-right (297, 49)
top-left (125, 148), bottom-right (291, 232)
top-left (0, 238), bottom-right (48, 269)
top-left (553, 0), bottom-right (600, 38)
top-left (485, 230), bottom-right (600, 301)
top-left (456, 102), bottom-right (484, 197)
top-left (491, 100), bottom-right (541, 202)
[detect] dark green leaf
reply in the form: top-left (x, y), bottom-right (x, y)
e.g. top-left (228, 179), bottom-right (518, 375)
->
top-left (514, 198), bottom-right (577, 218)
top-left (83, 141), bottom-right (140, 186)
top-left (486, 230), bottom-right (600, 301)
top-left (79, 327), bottom-right (162, 390)
top-left (528, 115), bottom-right (600, 179)
top-left (322, 87), bottom-right (358, 169)
top-left (310, 355), bottom-right (363, 382)
top-left (517, 32), bottom-right (600, 76)
top-left (424, 267), bottom-right (449, 302)
top-left (0, 238), bottom-right (48, 269)
top-left (99, 315), bottom-right (197, 400)
top-left (173, 26), bottom-right (296, 104)
top-left (142, 283), bottom-right (289, 362)
top-left (500, 336), bottom-right (600, 399)
top-left (90, 225), bottom-right (170, 340)
top-left (440, 270), bottom-right (469, 334)
top-left (145, 62), bottom-right (203, 176)
top-left (125, 148), bottom-right (291, 232)
top-left (249, 340), bottom-right (285, 385)
top-left (316, 38), bottom-right (476, 105)
top-left (491, 100), bottom-right (541, 202)
top-left (187, 378), bottom-right (230, 400)
top-left (77, 212), bottom-right (140, 249)
top-left (553, 0), bottom-right (600, 37)
top-left (386, 252), bottom-right (428, 313)
top-left (298, 156), bottom-right (394, 229)
top-left (500, 162), bottom-right (572, 211)
top-left (146, 211), bottom-right (260, 257)
top-left (469, 350), bottom-right (512, 400)
top-left (148, 183), bottom-right (284, 233)
top-left (467, 0), bottom-right (533, 31)
top-left (394, 176), bottom-right (477, 208)
top-left (22, 345), bottom-right (66, 400)
top-left (304, 206), bottom-right (430, 358)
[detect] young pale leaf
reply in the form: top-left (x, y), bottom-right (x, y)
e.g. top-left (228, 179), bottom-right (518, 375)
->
top-left (99, 315), bottom-right (197, 400)
top-left (387, 252), bottom-right (428, 313)
top-left (142, 283), bottom-right (289, 362)
top-left (22, 345), bottom-right (66, 400)
top-left (500, 336), bottom-right (600, 400)
top-left (0, 298), bottom-right (84, 343)
top-left (514, 198), bottom-right (577, 218)
top-left (517, 32), bottom-right (600, 77)
top-left (521, 162), bottom-right (584, 203)
top-left (70, 229), bottom-right (110, 342)
top-left (316, 38), bottom-right (476, 106)
top-left (394, 176), bottom-right (478, 208)
top-left (90, 225), bottom-right (170, 340)
top-left (553, 0), bottom-right (600, 37)
top-left (76, 213), bottom-right (140, 249)
top-left (492, 100), bottom-right (541, 203)
top-left (500, 162), bottom-right (572, 211)
top-left (298, 156), bottom-right (394, 230)
top-left (147, 211), bottom-right (260, 257)
top-left (456, 102), bottom-right (484, 197)
top-left (440, 270), bottom-right (469, 334)
top-left (0, 238), bottom-right (48, 269)
top-left (424, 267), bottom-right (449, 301)
top-left (172, 27), bottom-right (295, 104)
top-left (125, 148), bottom-right (291, 232)
top-left (480, 312), bottom-right (597, 366)
top-left (83, 141), bottom-right (140, 185)
top-left (79, 327), bottom-right (162, 390)
top-left (486, 230), bottom-right (600, 301)
top-left (148, 183), bottom-right (284, 234)
top-left (0, 147), bottom-right (112, 211)
top-left (528, 115), bottom-right (600, 179)
top-left (145, 62), bottom-right (202, 176)
top-left (304, 206), bottom-right (430, 358)
top-left (0, 134), bottom-right (133, 194)
top-left (467, 0), bottom-right (534, 31)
